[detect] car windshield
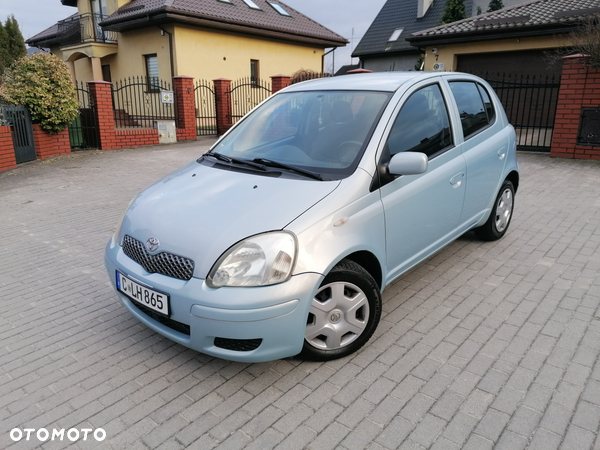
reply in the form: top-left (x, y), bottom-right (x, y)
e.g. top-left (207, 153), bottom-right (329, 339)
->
top-left (209, 90), bottom-right (392, 180)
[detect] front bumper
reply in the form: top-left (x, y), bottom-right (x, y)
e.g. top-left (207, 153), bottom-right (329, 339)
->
top-left (104, 239), bottom-right (323, 362)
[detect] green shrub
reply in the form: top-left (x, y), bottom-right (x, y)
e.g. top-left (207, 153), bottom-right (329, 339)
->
top-left (0, 52), bottom-right (78, 133)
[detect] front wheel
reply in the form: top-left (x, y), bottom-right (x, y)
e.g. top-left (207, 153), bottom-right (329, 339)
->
top-left (475, 180), bottom-right (515, 241)
top-left (300, 260), bottom-right (382, 361)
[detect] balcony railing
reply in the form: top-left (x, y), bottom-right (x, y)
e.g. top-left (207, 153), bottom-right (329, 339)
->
top-left (57, 13), bottom-right (118, 46)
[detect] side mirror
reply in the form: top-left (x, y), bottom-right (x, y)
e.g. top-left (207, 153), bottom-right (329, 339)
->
top-left (388, 152), bottom-right (428, 175)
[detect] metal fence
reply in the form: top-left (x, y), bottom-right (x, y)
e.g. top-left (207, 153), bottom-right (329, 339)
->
top-left (57, 13), bottom-right (118, 46)
top-left (112, 77), bottom-right (177, 129)
top-left (290, 72), bottom-right (332, 85)
top-left (228, 77), bottom-right (271, 124)
top-left (476, 72), bottom-right (561, 152)
top-left (194, 79), bottom-right (217, 136)
top-left (68, 81), bottom-right (99, 150)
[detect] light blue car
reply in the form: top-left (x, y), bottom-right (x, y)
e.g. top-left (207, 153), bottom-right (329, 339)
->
top-left (105, 72), bottom-right (519, 362)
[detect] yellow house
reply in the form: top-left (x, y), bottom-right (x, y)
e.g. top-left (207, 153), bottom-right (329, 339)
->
top-left (26, 0), bottom-right (348, 84)
top-left (406, 0), bottom-right (589, 77)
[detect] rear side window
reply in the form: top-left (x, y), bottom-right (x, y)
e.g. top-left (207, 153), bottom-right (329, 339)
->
top-left (386, 84), bottom-right (453, 158)
top-left (449, 81), bottom-right (495, 139)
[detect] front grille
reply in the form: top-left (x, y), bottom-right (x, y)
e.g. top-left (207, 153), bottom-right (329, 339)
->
top-left (214, 337), bottom-right (263, 352)
top-left (122, 235), bottom-right (195, 281)
top-left (130, 300), bottom-right (191, 336)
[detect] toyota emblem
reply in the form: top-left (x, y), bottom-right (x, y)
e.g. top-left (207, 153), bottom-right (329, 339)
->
top-left (146, 237), bottom-right (160, 252)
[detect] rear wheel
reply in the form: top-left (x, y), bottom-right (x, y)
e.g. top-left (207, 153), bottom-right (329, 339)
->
top-left (301, 260), bottom-right (381, 361)
top-left (475, 180), bottom-right (515, 241)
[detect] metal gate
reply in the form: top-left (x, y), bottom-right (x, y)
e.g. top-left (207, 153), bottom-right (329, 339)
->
top-left (194, 79), bottom-right (217, 136)
top-left (69, 81), bottom-right (99, 150)
top-left (0, 105), bottom-right (36, 164)
top-left (228, 77), bottom-right (271, 124)
top-left (477, 72), bottom-right (561, 152)
top-left (112, 77), bottom-right (176, 129)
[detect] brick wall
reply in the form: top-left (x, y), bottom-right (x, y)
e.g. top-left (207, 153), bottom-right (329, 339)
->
top-left (33, 125), bottom-right (71, 160)
top-left (551, 56), bottom-right (600, 160)
top-left (0, 126), bottom-right (17, 171)
top-left (88, 81), bottom-right (159, 150)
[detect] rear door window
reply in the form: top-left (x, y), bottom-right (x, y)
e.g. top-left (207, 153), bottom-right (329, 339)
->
top-left (449, 81), bottom-right (495, 139)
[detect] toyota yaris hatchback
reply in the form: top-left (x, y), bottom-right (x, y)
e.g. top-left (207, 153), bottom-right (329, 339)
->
top-left (105, 72), bottom-right (519, 362)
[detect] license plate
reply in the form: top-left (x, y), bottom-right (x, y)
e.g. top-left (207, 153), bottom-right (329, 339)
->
top-left (116, 271), bottom-right (170, 316)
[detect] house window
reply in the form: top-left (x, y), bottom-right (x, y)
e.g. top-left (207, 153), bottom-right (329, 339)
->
top-left (388, 28), bottom-right (404, 42)
top-left (90, 0), bottom-right (108, 40)
top-left (145, 54), bottom-right (160, 92)
top-left (242, 0), bottom-right (262, 10)
top-left (268, 2), bottom-right (291, 16)
top-left (91, 0), bottom-right (107, 17)
top-left (250, 59), bottom-right (260, 85)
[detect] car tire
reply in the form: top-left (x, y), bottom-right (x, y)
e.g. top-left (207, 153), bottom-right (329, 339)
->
top-left (301, 259), bottom-right (382, 361)
top-left (475, 180), bottom-right (515, 241)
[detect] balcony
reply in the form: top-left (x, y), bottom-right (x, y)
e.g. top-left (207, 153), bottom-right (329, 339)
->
top-left (57, 13), bottom-right (118, 47)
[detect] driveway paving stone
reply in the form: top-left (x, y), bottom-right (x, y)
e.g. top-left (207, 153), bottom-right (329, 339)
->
top-left (1, 139), bottom-right (600, 449)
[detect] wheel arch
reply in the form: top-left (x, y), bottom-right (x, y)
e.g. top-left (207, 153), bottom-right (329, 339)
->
top-left (343, 250), bottom-right (383, 291)
top-left (506, 170), bottom-right (519, 193)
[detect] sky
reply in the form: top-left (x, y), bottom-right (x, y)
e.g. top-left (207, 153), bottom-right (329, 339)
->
top-left (0, 0), bottom-right (387, 72)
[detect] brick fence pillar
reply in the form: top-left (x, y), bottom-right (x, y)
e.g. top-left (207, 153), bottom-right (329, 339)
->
top-left (173, 76), bottom-right (197, 141)
top-left (271, 75), bottom-right (291, 93)
top-left (0, 125), bottom-right (17, 172)
top-left (88, 80), bottom-right (158, 149)
top-left (550, 55), bottom-right (600, 160)
top-left (213, 78), bottom-right (232, 136)
top-left (88, 80), bottom-right (118, 150)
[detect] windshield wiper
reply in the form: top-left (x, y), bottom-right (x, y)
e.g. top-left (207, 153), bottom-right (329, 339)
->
top-left (204, 152), bottom-right (268, 171)
top-left (252, 158), bottom-right (323, 181)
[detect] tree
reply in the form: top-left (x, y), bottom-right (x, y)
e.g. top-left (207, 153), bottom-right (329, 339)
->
top-left (440, 0), bottom-right (467, 25)
top-left (0, 52), bottom-right (79, 133)
top-left (0, 21), bottom-right (8, 77)
top-left (487, 0), bottom-right (505, 12)
top-left (546, 15), bottom-right (600, 69)
top-left (569, 15), bottom-right (600, 68)
top-left (0, 15), bottom-right (26, 78)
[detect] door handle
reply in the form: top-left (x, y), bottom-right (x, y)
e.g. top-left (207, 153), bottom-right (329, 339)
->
top-left (498, 147), bottom-right (507, 160)
top-left (450, 173), bottom-right (464, 188)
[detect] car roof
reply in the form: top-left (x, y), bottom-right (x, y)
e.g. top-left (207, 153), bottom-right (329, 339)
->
top-left (283, 71), bottom-right (452, 93)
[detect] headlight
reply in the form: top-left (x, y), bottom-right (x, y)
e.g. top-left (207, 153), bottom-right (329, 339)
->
top-left (207, 232), bottom-right (297, 288)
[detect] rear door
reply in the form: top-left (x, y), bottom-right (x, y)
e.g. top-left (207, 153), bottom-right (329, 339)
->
top-left (444, 77), bottom-right (510, 226)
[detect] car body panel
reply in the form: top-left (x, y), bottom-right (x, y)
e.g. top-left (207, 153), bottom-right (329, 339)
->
top-left (117, 161), bottom-right (340, 278)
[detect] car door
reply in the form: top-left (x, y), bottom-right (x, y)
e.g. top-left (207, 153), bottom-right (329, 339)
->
top-left (445, 77), bottom-right (510, 226)
top-left (379, 81), bottom-right (467, 283)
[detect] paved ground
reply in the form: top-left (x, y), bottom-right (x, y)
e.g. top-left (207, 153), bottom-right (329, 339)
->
top-left (1, 139), bottom-right (600, 450)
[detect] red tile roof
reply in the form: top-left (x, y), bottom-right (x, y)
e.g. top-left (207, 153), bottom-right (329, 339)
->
top-left (101, 0), bottom-right (347, 47)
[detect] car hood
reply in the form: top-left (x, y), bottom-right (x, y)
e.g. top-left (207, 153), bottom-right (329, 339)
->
top-left (119, 161), bottom-right (340, 279)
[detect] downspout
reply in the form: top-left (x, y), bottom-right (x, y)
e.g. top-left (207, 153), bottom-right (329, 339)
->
top-left (151, 18), bottom-right (175, 79)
